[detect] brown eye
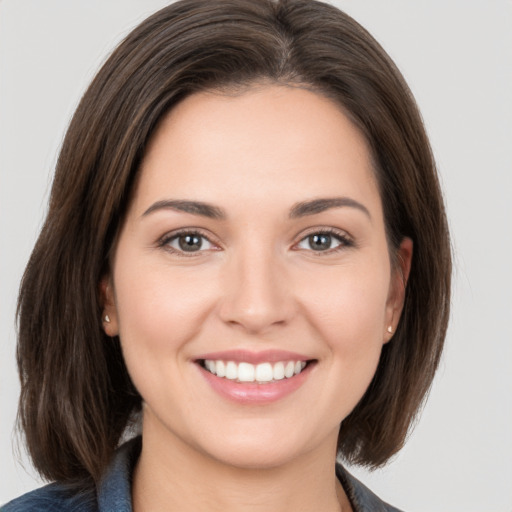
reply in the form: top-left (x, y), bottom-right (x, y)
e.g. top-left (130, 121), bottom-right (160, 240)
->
top-left (178, 234), bottom-right (203, 251)
top-left (296, 230), bottom-right (352, 253)
top-left (307, 233), bottom-right (333, 251)
top-left (164, 232), bottom-right (214, 253)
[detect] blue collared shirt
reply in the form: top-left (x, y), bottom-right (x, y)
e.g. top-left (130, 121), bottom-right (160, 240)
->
top-left (2, 437), bottom-right (402, 511)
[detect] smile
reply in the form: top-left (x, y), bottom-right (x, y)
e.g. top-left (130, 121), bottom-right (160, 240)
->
top-left (194, 350), bottom-right (316, 403)
top-left (201, 360), bottom-right (307, 383)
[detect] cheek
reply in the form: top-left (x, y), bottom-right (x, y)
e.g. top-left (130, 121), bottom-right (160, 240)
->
top-left (112, 260), bottom-right (223, 415)
top-left (298, 259), bottom-right (390, 359)
top-left (296, 260), bottom-right (391, 419)
top-left (113, 259), bottom-right (219, 364)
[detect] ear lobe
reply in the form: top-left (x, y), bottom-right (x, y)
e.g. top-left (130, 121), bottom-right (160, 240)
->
top-left (99, 275), bottom-right (119, 336)
top-left (385, 237), bottom-right (413, 341)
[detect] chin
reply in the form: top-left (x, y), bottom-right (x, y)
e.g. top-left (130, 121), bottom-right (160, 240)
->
top-left (192, 421), bottom-right (334, 471)
top-left (205, 439), bottom-right (305, 471)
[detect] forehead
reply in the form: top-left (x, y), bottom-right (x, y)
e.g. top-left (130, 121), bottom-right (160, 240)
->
top-left (131, 85), bottom-right (381, 220)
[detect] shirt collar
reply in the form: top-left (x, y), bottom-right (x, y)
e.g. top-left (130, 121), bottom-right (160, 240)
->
top-left (97, 436), bottom-right (141, 512)
top-left (96, 436), bottom-right (397, 512)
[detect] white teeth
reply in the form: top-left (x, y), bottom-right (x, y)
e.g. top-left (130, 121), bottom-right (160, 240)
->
top-left (255, 363), bottom-right (273, 382)
top-left (284, 361), bottom-right (295, 378)
top-left (216, 360), bottom-right (226, 378)
top-left (238, 362), bottom-right (255, 382)
top-left (225, 361), bottom-right (237, 380)
top-left (273, 362), bottom-right (285, 380)
top-left (203, 359), bottom-right (309, 383)
top-left (295, 361), bottom-right (304, 375)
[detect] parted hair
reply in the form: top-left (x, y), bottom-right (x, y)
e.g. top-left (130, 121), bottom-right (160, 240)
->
top-left (16, 0), bottom-right (451, 484)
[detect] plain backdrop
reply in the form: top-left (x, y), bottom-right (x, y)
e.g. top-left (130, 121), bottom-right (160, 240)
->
top-left (1, 1), bottom-right (511, 510)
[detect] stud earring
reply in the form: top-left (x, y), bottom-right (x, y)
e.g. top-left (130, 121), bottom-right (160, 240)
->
top-left (104, 314), bottom-right (111, 323)
top-left (387, 325), bottom-right (393, 334)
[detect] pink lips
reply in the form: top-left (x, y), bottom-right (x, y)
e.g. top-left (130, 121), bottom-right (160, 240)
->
top-left (195, 349), bottom-right (310, 364)
top-left (194, 350), bottom-right (315, 405)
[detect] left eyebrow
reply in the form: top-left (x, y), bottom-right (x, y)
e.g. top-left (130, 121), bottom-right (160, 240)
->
top-left (289, 197), bottom-right (371, 220)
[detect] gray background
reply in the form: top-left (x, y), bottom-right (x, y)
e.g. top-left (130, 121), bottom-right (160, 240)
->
top-left (1, 1), bottom-right (511, 510)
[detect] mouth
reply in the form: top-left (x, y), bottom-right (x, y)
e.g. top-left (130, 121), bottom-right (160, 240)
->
top-left (197, 359), bottom-right (314, 384)
top-left (193, 350), bottom-right (317, 403)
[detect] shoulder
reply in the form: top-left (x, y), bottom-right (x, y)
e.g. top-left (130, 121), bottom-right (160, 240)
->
top-left (2, 437), bottom-right (140, 512)
top-left (1, 482), bottom-right (96, 512)
top-left (336, 463), bottom-right (404, 512)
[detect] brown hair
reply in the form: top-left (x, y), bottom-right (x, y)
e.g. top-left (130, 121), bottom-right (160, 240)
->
top-left (17, 0), bottom-right (451, 484)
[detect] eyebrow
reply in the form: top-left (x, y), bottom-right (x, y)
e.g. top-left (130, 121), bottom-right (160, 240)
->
top-left (142, 196), bottom-right (370, 220)
top-left (289, 197), bottom-right (371, 220)
top-left (142, 199), bottom-right (226, 219)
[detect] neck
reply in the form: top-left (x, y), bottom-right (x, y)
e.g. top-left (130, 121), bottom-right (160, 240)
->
top-left (132, 418), bottom-right (350, 512)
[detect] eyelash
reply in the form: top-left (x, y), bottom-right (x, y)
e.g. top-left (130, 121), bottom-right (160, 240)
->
top-left (158, 228), bottom-right (354, 257)
top-left (295, 228), bottom-right (354, 255)
top-left (158, 229), bottom-right (217, 257)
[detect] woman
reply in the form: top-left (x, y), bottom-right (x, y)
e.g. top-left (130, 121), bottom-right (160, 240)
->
top-left (3, 0), bottom-right (451, 511)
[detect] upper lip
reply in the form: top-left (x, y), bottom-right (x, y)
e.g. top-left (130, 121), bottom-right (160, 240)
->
top-left (194, 349), bottom-right (313, 365)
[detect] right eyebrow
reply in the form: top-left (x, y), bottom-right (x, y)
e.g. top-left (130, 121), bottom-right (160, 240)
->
top-left (141, 200), bottom-right (226, 220)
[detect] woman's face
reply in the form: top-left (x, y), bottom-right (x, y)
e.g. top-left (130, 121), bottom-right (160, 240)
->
top-left (104, 85), bottom-right (411, 469)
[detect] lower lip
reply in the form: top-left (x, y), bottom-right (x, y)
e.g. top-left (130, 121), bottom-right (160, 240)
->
top-left (197, 363), bottom-right (314, 404)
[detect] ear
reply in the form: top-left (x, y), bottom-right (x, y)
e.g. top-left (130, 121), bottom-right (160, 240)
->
top-left (384, 237), bottom-right (413, 342)
top-left (99, 275), bottom-right (119, 337)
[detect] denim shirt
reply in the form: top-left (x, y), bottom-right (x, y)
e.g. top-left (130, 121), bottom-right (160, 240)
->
top-left (2, 437), bottom-right (402, 512)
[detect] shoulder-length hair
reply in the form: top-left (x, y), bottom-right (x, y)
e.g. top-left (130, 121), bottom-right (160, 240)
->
top-left (17, 0), bottom-right (451, 483)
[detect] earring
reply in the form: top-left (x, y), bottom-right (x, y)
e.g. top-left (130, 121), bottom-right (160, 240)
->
top-left (104, 314), bottom-right (111, 323)
top-left (387, 325), bottom-right (393, 334)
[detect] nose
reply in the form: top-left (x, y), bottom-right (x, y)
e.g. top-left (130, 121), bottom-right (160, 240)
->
top-left (218, 244), bottom-right (295, 335)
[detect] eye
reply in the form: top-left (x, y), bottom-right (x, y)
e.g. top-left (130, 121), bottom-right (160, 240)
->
top-left (161, 231), bottom-right (216, 254)
top-left (296, 230), bottom-right (352, 253)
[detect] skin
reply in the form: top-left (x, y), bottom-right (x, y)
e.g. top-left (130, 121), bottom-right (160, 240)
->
top-left (102, 84), bottom-right (412, 512)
